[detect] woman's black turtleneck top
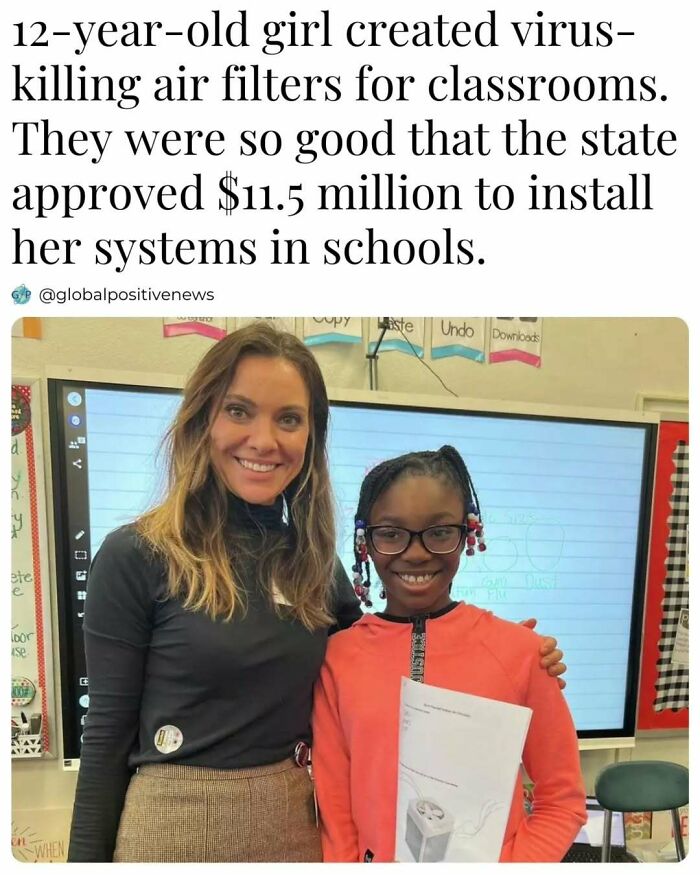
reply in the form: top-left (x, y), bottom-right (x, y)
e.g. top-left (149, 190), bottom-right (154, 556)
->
top-left (67, 495), bottom-right (362, 862)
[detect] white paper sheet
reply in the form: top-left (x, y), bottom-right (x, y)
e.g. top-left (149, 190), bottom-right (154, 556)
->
top-left (396, 678), bottom-right (532, 862)
top-left (671, 608), bottom-right (689, 667)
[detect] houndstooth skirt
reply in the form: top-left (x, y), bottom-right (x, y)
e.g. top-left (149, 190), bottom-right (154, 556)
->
top-left (113, 758), bottom-right (322, 863)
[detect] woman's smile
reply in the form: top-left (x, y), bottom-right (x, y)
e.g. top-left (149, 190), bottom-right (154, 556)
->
top-left (234, 457), bottom-right (281, 473)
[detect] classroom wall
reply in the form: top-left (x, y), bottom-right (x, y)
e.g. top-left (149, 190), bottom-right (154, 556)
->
top-left (13, 317), bottom-right (688, 408)
top-left (11, 317), bottom-right (689, 861)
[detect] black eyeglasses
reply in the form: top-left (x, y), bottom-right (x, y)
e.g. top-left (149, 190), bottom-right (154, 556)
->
top-left (366, 524), bottom-right (468, 556)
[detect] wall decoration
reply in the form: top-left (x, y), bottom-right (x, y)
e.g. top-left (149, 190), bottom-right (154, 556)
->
top-left (368, 317), bottom-right (425, 357)
top-left (162, 317), bottom-right (227, 340)
top-left (431, 318), bottom-right (486, 362)
top-left (489, 317), bottom-right (542, 367)
top-left (637, 421), bottom-right (689, 729)
top-left (11, 318), bottom-right (42, 339)
top-left (11, 383), bottom-right (55, 757)
top-left (234, 317), bottom-right (296, 334)
top-left (303, 317), bottom-right (362, 346)
top-left (653, 440), bottom-right (689, 709)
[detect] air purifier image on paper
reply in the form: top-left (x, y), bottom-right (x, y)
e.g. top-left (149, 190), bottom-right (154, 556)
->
top-left (405, 798), bottom-right (455, 862)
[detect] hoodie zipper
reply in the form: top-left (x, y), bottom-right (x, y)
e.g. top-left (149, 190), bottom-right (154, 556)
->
top-left (409, 615), bottom-right (427, 682)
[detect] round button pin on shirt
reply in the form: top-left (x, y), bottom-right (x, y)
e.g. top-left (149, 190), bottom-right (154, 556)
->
top-left (154, 725), bottom-right (184, 754)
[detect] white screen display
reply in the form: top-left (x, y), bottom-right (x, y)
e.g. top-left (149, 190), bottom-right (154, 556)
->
top-left (82, 389), bottom-right (649, 734)
top-left (85, 389), bottom-right (180, 546)
top-left (574, 802), bottom-right (626, 847)
top-left (329, 404), bottom-right (648, 733)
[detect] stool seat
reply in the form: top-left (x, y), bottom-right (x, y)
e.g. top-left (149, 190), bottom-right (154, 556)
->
top-left (594, 761), bottom-right (688, 862)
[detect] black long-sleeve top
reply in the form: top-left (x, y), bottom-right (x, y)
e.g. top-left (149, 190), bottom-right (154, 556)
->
top-left (67, 496), bottom-right (362, 862)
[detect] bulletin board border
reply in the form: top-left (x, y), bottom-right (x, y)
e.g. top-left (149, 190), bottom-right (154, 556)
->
top-left (636, 420), bottom-right (689, 730)
top-left (12, 379), bottom-right (57, 758)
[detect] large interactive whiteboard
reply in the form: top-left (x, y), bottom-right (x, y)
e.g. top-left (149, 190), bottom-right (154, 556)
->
top-left (48, 377), bottom-right (656, 760)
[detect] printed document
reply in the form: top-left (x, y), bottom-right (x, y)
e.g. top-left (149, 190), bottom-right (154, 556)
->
top-left (396, 678), bottom-right (532, 862)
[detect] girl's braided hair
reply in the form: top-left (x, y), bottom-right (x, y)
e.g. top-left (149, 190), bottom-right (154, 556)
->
top-left (351, 445), bottom-right (485, 606)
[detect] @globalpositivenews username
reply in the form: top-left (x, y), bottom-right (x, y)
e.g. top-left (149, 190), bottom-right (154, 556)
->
top-left (38, 287), bottom-right (214, 303)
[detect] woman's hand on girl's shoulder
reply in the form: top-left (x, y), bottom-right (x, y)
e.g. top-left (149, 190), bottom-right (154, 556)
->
top-left (520, 618), bottom-right (567, 690)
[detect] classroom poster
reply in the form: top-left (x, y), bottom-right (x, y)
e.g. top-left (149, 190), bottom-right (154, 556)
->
top-left (234, 316), bottom-right (296, 334)
top-left (11, 384), bottom-right (54, 758)
top-left (11, 318), bottom-right (42, 339)
top-left (162, 317), bottom-right (227, 340)
top-left (431, 318), bottom-right (486, 361)
top-left (12, 809), bottom-right (72, 862)
top-left (670, 609), bottom-right (689, 668)
top-left (368, 317), bottom-right (425, 357)
top-left (303, 317), bottom-right (362, 345)
top-left (489, 318), bottom-right (542, 366)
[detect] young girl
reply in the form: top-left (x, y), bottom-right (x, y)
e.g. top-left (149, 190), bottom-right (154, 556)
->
top-left (311, 445), bottom-right (586, 863)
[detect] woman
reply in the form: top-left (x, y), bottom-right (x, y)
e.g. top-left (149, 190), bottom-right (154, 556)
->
top-left (67, 323), bottom-right (566, 863)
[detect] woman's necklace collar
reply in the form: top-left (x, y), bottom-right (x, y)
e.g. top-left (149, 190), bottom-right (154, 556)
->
top-left (226, 492), bottom-right (285, 531)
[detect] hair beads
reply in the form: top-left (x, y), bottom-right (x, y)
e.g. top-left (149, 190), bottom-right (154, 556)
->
top-left (352, 520), bottom-right (373, 607)
top-left (465, 503), bottom-right (486, 556)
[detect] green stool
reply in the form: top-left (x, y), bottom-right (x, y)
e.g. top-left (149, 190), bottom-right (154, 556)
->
top-left (595, 761), bottom-right (688, 862)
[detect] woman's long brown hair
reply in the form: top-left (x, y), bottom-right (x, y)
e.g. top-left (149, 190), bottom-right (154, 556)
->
top-left (136, 323), bottom-right (336, 631)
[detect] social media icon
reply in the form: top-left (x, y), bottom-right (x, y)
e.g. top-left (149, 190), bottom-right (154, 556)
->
top-left (67, 392), bottom-right (82, 407)
top-left (72, 458), bottom-right (83, 469)
top-left (12, 284), bottom-right (31, 305)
